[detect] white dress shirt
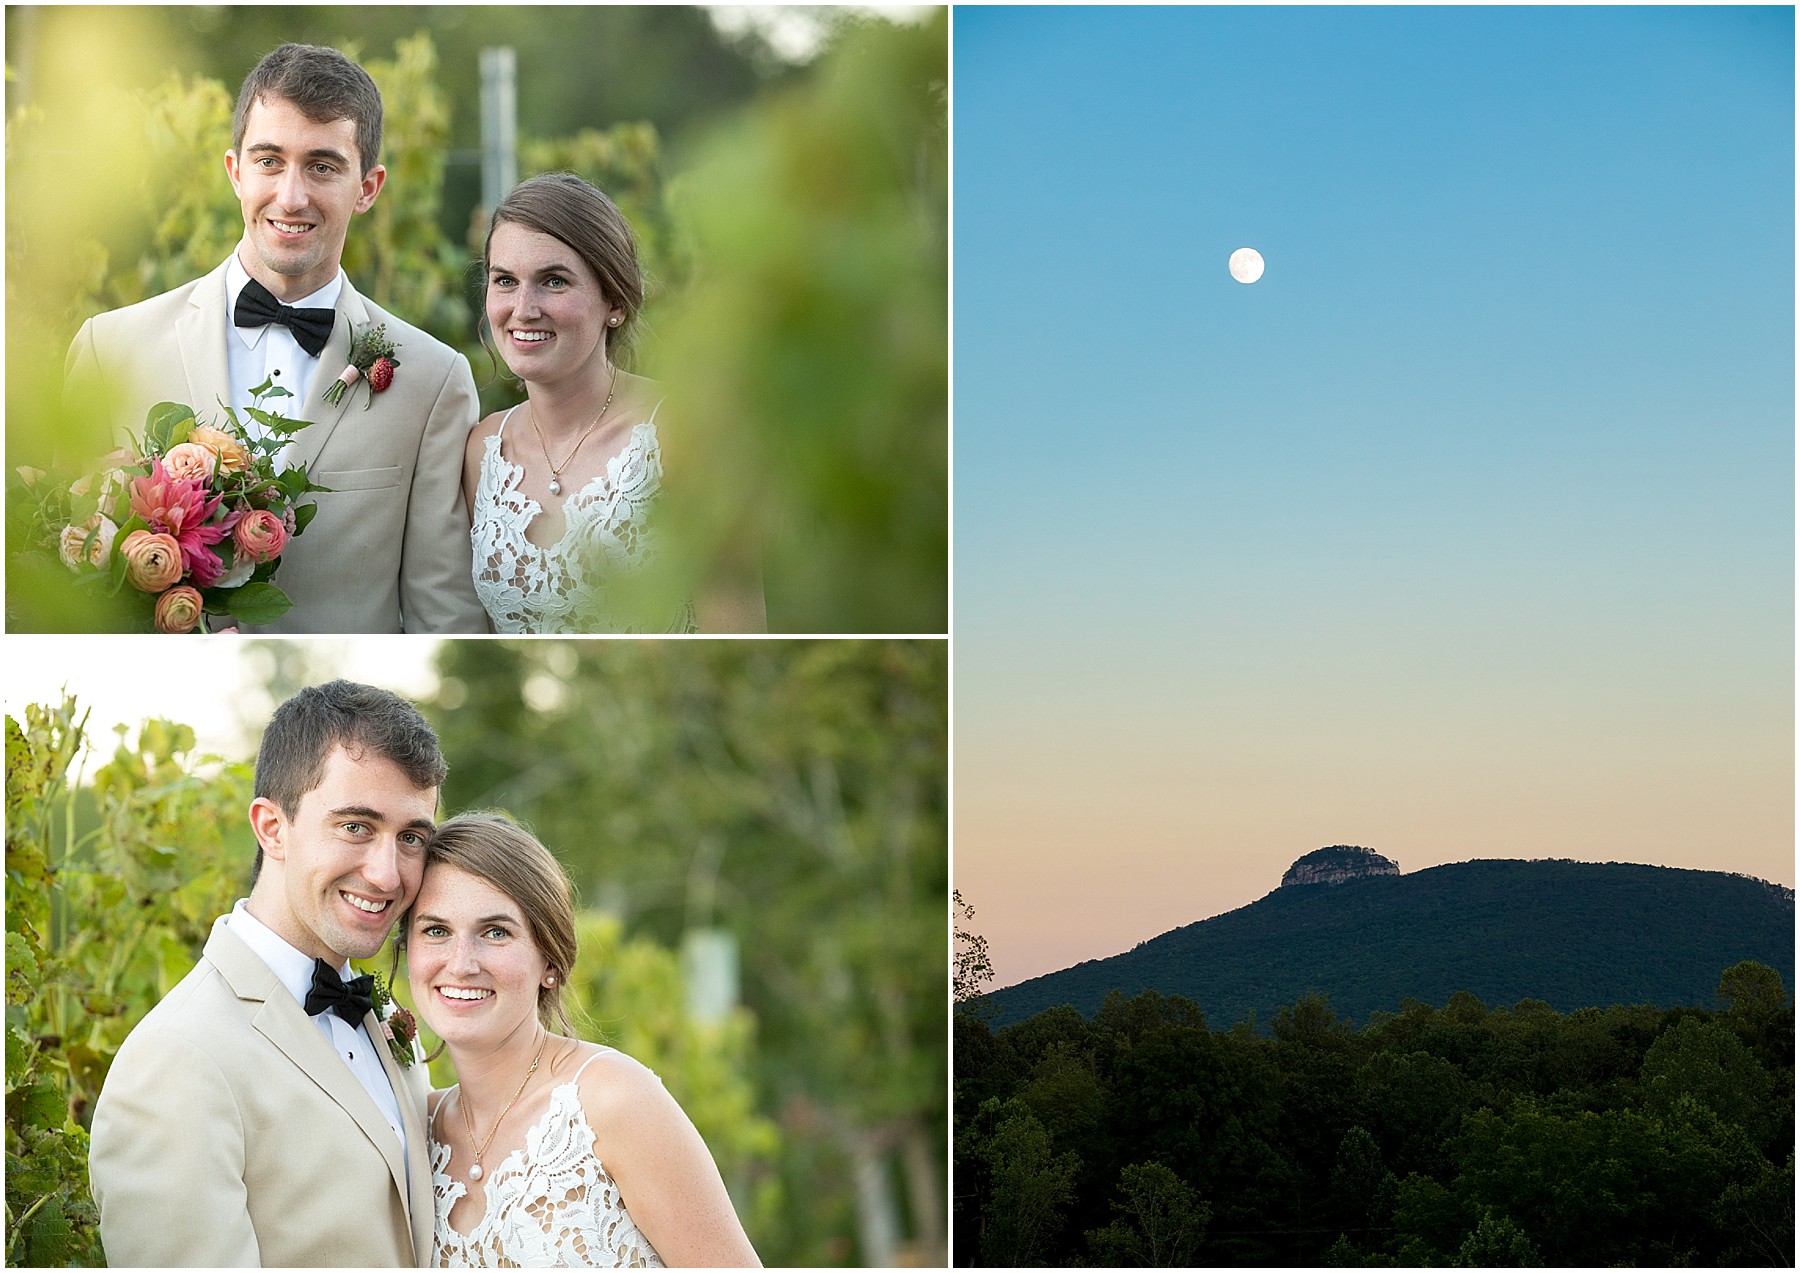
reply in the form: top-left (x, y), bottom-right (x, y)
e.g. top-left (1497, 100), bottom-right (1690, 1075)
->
top-left (225, 899), bottom-right (408, 1158)
top-left (224, 251), bottom-right (343, 465)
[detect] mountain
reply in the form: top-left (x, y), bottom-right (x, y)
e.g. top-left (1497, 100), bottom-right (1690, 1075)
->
top-left (986, 856), bottom-right (1795, 1028)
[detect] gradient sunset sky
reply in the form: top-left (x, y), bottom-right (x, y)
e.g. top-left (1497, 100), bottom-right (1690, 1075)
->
top-left (954, 6), bottom-right (1793, 990)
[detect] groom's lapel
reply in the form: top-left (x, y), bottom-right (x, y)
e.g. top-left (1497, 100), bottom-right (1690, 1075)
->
top-left (206, 922), bottom-right (411, 1214)
top-left (174, 260), bottom-right (235, 415)
top-left (286, 279), bottom-right (369, 472)
top-left (370, 1003), bottom-right (434, 1265)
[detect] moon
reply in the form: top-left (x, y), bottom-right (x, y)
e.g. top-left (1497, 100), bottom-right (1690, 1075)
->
top-left (1228, 247), bottom-right (1265, 285)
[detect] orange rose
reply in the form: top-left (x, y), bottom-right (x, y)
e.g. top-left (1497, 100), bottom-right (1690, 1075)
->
top-left (233, 509), bottom-right (288, 563)
top-left (191, 425), bottom-right (251, 475)
top-left (163, 441), bottom-right (219, 483)
top-left (118, 529), bottom-right (184, 592)
top-left (153, 585), bottom-right (205, 634)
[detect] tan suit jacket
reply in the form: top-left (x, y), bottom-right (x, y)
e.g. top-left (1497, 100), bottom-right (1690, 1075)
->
top-left (89, 918), bottom-right (434, 1267)
top-left (65, 257), bottom-right (487, 632)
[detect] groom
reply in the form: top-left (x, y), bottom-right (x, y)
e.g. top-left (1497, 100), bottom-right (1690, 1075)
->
top-left (89, 681), bottom-right (444, 1265)
top-left (65, 43), bottom-right (485, 633)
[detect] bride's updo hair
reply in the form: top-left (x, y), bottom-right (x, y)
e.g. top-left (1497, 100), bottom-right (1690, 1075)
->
top-left (482, 172), bottom-right (645, 360)
top-left (416, 812), bottom-right (580, 1035)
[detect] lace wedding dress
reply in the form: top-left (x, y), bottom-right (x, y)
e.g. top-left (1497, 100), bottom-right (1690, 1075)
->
top-left (469, 404), bottom-right (695, 634)
top-left (429, 1050), bottom-right (665, 1268)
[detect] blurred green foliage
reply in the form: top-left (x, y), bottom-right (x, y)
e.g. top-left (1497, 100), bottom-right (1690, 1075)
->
top-left (426, 639), bottom-right (948, 1264)
top-left (7, 698), bottom-right (249, 1266)
top-left (656, 13), bottom-right (949, 632)
top-left (7, 13), bottom-right (948, 632)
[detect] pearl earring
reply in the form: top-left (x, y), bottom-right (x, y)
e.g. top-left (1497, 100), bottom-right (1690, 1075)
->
top-left (546, 975), bottom-right (556, 985)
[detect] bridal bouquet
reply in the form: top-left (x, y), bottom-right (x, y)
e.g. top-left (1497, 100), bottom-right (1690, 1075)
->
top-left (17, 381), bottom-right (327, 631)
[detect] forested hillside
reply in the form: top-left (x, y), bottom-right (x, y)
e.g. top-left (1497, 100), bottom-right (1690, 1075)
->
top-left (956, 963), bottom-right (1794, 1266)
top-left (988, 859), bottom-right (1794, 1029)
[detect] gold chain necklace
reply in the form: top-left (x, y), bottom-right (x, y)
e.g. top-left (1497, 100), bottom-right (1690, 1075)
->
top-left (460, 1031), bottom-right (547, 1182)
top-left (528, 363), bottom-right (619, 496)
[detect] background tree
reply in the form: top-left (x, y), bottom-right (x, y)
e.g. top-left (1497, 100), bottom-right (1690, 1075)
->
top-left (956, 972), bottom-right (1795, 1266)
top-left (1453, 1210), bottom-right (1541, 1267)
top-left (1083, 1160), bottom-right (1210, 1267)
top-left (954, 888), bottom-right (993, 1008)
top-left (978, 1097), bottom-right (1079, 1267)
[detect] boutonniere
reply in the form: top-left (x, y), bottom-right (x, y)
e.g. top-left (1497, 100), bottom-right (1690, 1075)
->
top-left (324, 321), bottom-right (402, 409)
top-left (367, 970), bottom-right (420, 1068)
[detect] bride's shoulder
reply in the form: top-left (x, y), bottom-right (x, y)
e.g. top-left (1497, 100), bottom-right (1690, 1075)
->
top-left (613, 372), bottom-right (665, 427)
top-left (465, 408), bottom-right (511, 462)
top-left (560, 1042), bottom-right (670, 1122)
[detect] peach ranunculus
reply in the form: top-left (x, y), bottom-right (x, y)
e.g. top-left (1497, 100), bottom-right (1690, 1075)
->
top-left (233, 509), bottom-right (288, 563)
top-left (153, 585), bottom-right (205, 634)
top-left (190, 425), bottom-right (251, 475)
top-left (162, 441), bottom-right (219, 483)
top-left (118, 529), bottom-right (185, 592)
top-left (57, 514), bottom-right (118, 571)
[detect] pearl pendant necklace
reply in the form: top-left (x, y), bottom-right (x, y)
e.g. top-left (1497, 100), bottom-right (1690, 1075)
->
top-left (528, 364), bottom-right (618, 500)
top-left (461, 1032), bottom-right (546, 1183)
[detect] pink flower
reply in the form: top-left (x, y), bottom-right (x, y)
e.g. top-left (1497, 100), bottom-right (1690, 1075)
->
top-left (233, 509), bottom-right (288, 564)
top-left (129, 459), bottom-right (230, 586)
top-left (163, 442), bottom-right (219, 483)
top-left (118, 529), bottom-right (184, 592)
top-left (153, 585), bottom-right (205, 634)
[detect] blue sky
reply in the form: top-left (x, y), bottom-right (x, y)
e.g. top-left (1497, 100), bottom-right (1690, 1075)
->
top-left (953, 6), bottom-right (1793, 987)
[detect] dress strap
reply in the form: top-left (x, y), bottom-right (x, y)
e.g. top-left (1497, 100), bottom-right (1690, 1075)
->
top-left (429, 1085), bottom-right (457, 1133)
top-left (645, 398), bottom-right (664, 425)
top-left (496, 404), bottom-right (523, 436)
top-left (569, 1047), bottom-right (612, 1085)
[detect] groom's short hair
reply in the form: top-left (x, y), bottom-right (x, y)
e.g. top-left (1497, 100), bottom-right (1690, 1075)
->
top-left (251, 680), bottom-right (446, 878)
top-left (232, 43), bottom-right (384, 177)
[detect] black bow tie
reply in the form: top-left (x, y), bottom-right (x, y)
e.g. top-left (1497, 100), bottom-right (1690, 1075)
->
top-left (233, 276), bottom-right (335, 358)
top-left (305, 958), bottom-right (375, 1025)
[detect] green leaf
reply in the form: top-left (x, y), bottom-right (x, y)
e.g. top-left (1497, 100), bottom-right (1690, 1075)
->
top-left (143, 402), bottom-right (195, 453)
top-left (105, 541), bottom-right (132, 596)
top-left (212, 582), bottom-right (292, 626)
top-left (9, 1080), bottom-right (67, 1131)
top-left (241, 407), bottom-right (311, 438)
top-left (24, 1194), bottom-right (75, 1266)
top-left (293, 501), bottom-right (320, 534)
top-left (5, 933), bottom-right (39, 1007)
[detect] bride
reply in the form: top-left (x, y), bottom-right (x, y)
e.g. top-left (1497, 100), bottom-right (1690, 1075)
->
top-left (404, 813), bottom-right (761, 1267)
top-left (465, 172), bottom-right (764, 633)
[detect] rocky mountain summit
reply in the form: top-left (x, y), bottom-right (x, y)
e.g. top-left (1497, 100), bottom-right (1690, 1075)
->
top-left (988, 858), bottom-right (1794, 1029)
top-left (1279, 844), bottom-right (1400, 888)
